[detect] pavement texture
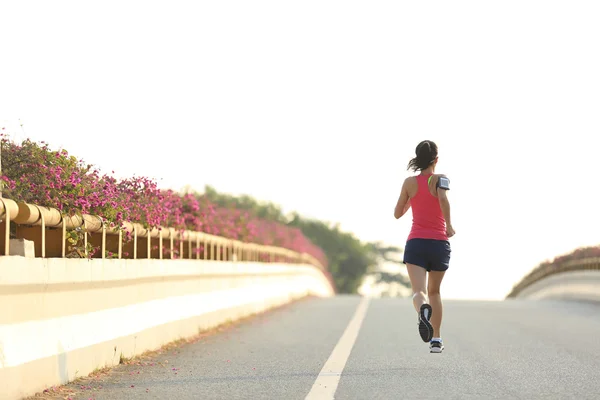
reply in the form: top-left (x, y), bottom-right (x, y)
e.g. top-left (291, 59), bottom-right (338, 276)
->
top-left (28, 295), bottom-right (600, 400)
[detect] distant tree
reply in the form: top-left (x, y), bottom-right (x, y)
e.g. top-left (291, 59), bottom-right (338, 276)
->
top-left (202, 185), bottom-right (288, 223)
top-left (373, 271), bottom-right (411, 287)
top-left (195, 185), bottom-right (410, 294)
top-left (367, 241), bottom-right (404, 265)
top-left (287, 215), bottom-right (377, 293)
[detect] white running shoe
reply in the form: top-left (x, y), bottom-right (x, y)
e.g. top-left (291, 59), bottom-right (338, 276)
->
top-left (429, 340), bottom-right (444, 353)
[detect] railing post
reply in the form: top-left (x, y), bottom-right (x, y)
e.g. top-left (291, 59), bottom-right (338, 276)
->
top-left (170, 228), bottom-right (174, 259)
top-left (0, 199), bottom-right (10, 255)
top-left (147, 228), bottom-right (151, 259)
top-left (83, 218), bottom-right (88, 258)
top-left (179, 232), bottom-right (184, 259)
top-left (61, 216), bottom-right (66, 258)
top-left (33, 205), bottom-right (46, 258)
top-left (196, 234), bottom-right (200, 260)
top-left (118, 229), bottom-right (123, 259)
top-left (101, 219), bottom-right (106, 259)
top-left (159, 228), bottom-right (163, 260)
top-left (133, 225), bottom-right (137, 259)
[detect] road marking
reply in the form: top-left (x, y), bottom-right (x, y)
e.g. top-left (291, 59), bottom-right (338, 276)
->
top-left (305, 296), bottom-right (371, 400)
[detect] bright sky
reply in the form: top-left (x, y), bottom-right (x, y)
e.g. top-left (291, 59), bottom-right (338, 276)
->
top-left (1, 1), bottom-right (599, 300)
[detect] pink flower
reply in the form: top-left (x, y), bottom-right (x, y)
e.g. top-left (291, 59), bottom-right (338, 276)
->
top-left (0, 136), bottom-right (328, 267)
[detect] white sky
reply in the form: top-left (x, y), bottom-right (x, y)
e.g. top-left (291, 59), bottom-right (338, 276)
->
top-left (1, 1), bottom-right (599, 300)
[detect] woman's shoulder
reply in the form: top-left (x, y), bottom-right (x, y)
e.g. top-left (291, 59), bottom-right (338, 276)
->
top-left (427, 173), bottom-right (449, 197)
top-left (403, 176), bottom-right (419, 197)
top-left (403, 175), bottom-right (418, 186)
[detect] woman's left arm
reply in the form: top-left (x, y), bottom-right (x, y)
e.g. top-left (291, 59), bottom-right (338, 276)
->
top-left (394, 178), bottom-right (411, 219)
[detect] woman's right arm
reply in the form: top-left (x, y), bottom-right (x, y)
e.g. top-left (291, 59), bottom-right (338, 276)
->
top-left (394, 178), bottom-right (411, 219)
top-left (437, 188), bottom-right (455, 238)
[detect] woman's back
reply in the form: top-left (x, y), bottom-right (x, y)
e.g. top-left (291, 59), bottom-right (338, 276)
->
top-left (407, 174), bottom-right (448, 242)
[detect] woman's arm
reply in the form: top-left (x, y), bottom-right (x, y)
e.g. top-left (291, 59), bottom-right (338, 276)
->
top-left (437, 188), bottom-right (455, 237)
top-left (394, 178), bottom-right (411, 219)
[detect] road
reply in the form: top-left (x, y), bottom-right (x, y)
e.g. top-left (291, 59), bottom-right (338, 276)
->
top-left (36, 296), bottom-right (600, 399)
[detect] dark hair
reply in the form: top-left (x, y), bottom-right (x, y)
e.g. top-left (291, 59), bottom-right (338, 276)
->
top-left (407, 140), bottom-right (438, 172)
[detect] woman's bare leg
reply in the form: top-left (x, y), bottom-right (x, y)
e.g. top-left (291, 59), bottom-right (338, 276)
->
top-left (406, 263), bottom-right (428, 311)
top-left (427, 270), bottom-right (446, 338)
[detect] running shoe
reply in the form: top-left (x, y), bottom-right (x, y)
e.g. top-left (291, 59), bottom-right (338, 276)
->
top-left (418, 303), bottom-right (433, 342)
top-left (430, 339), bottom-right (444, 353)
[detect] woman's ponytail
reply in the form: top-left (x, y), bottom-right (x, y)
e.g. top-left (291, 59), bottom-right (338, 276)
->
top-left (407, 140), bottom-right (438, 172)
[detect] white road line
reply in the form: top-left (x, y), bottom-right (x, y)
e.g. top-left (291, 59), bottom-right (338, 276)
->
top-left (305, 296), bottom-right (371, 400)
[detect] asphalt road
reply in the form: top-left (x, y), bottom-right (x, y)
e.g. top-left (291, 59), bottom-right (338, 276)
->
top-left (42, 296), bottom-right (600, 400)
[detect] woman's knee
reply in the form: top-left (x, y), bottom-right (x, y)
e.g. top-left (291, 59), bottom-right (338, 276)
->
top-left (427, 271), bottom-right (445, 296)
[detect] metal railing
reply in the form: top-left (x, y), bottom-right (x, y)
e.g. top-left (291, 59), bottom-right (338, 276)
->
top-left (506, 257), bottom-right (600, 298)
top-left (0, 198), bottom-right (325, 269)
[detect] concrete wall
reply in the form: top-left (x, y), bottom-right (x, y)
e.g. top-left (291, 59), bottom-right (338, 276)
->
top-left (0, 256), bottom-right (334, 400)
top-left (512, 270), bottom-right (600, 303)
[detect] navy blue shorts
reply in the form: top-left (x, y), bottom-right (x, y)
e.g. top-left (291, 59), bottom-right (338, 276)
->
top-left (403, 238), bottom-right (451, 272)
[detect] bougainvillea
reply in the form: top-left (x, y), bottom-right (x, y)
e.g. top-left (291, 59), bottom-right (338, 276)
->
top-left (0, 134), bottom-right (327, 266)
top-left (0, 137), bottom-right (166, 231)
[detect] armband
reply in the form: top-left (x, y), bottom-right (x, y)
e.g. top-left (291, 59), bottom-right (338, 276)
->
top-left (437, 176), bottom-right (450, 190)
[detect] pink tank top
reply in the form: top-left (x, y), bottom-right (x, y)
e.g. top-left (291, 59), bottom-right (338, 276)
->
top-left (407, 174), bottom-right (448, 241)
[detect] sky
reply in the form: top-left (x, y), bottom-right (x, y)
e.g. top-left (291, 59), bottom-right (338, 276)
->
top-left (1, 1), bottom-right (599, 300)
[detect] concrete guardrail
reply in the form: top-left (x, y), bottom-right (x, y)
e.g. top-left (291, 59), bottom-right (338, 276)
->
top-left (506, 257), bottom-right (600, 302)
top-left (509, 270), bottom-right (600, 302)
top-left (0, 256), bottom-right (334, 400)
top-left (0, 198), bottom-right (335, 399)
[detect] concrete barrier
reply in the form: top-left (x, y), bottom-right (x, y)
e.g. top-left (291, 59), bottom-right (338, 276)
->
top-left (0, 256), bottom-right (334, 400)
top-left (511, 270), bottom-right (600, 303)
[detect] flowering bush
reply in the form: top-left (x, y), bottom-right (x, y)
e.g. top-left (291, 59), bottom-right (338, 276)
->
top-left (0, 134), bottom-right (327, 266)
top-left (0, 137), bottom-right (165, 231)
top-left (158, 190), bottom-right (327, 265)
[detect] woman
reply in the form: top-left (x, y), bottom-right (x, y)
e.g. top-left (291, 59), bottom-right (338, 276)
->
top-left (394, 140), bottom-right (455, 354)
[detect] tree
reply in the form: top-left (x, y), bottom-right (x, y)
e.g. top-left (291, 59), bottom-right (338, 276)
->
top-left (197, 185), bottom-right (410, 294)
top-left (367, 241), bottom-right (404, 265)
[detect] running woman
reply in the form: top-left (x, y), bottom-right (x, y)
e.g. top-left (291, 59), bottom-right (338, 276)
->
top-left (393, 140), bottom-right (455, 353)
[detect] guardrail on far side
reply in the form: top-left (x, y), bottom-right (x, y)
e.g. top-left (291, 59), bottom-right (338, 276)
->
top-left (506, 257), bottom-right (600, 301)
